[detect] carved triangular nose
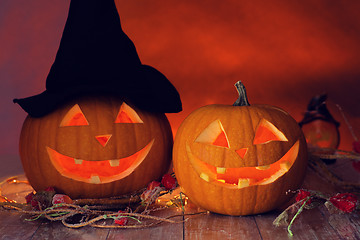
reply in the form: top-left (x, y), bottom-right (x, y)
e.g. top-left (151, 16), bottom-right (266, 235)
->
top-left (235, 148), bottom-right (248, 159)
top-left (95, 134), bottom-right (112, 147)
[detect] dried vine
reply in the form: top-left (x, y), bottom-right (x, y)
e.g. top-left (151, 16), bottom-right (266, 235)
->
top-left (0, 173), bottom-right (206, 229)
top-left (0, 201), bottom-right (198, 229)
top-left (308, 147), bottom-right (360, 192)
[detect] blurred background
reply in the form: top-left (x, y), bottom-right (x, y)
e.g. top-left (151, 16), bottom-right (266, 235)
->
top-left (1, 0), bottom-right (360, 177)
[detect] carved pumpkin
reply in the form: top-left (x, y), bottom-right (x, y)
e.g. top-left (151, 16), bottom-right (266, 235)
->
top-left (19, 95), bottom-right (173, 199)
top-left (173, 82), bottom-right (308, 216)
top-left (299, 94), bottom-right (340, 149)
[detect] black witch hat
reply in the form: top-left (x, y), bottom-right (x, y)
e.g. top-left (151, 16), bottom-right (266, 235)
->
top-left (298, 94), bottom-right (339, 127)
top-left (14, 0), bottom-right (181, 117)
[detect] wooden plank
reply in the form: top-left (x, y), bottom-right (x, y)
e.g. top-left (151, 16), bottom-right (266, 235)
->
top-left (0, 211), bottom-right (41, 240)
top-left (317, 195), bottom-right (360, 240)
top-left (107, 206), bottom-right (184, 240)
top-left (254, 165), bottom-right (343, 239)
top-left (255, 209), bottom-right (342, 240)
top-left (30, 221), bottom-right (109, 240)
top-left (1, 226), bottom-right (39, 240)
top-left (256, 162), bottom-right (360, 240)
top-left (1, 157), bottom-right (359, 239)
top-left (315, 159), bottom-right (360, 239)
top-left (0, 210), bottom-right (35, 226)
top-left (327, 158), bottom-right (360, 183)
top-left (185, 210), bottom-right (262, 240)
top-left (302, 167), bottom-right (339, 194)
top-left (325, 213), bottom-right (360, 240)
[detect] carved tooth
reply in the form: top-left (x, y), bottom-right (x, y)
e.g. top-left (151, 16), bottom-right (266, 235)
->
top-left (216, 167), bottom-right (226, 174)
top-left (200, 173), bottom-right (210, 182)
top-left (90, 175), bottom-right (101, 184)
top-left (259, 169), bottom-right (287, 185)
top-left (280, 161), bottom-right (291, 171)
top-left (255, 165), bottom-right (270, 170)
top-left (109, 159), bottom-right (120, 167)
top-left (237, 178), bottom-right (250, 188)
top-left (74, 159), bottom-right (83, 165)
top-left (217, 179), bottom-right (226, 183)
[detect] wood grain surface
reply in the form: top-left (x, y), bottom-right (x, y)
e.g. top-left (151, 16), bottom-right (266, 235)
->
top-left (0, 158), bottom-right (359, 240)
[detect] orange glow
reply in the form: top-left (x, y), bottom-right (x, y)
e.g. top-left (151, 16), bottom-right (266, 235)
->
top-left (301, 120), bottom-right (339, 149)
top-left (212, 131), bottom-right (229, 148)
top-left (115, 103), bottom-right (143, 124)
top-left (186, 140), bottom-right (299, 189)
top-left (60, 104), bottom-right (89, 127)
top-left (235, 148), bottom-right (248, 159)
top-left (253, 119), bottom-right (288, 144)
top-left (115, 111), bottom-right (133, 123)
top-left (195, 120), bottom-right (230, 148)
top-left (46, 139), bottom-right (154, 184)
top-left (95, 134), bottom-right (112, 147)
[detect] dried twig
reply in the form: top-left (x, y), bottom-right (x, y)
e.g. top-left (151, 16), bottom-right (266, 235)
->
top-left (308, 149), bottom-right (360, 192)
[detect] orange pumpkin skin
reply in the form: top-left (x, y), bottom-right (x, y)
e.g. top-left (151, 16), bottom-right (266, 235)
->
top-left (19, 96), bottom-right (173, 199)
top-left (173, 103), bottom-right (308, 216)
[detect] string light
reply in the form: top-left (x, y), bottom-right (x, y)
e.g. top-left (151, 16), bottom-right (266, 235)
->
top-left (0, 175), bottom-right (32, 203)
top-left (1, 174), bottom-right (189, 212)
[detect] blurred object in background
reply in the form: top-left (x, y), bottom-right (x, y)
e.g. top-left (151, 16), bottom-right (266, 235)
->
top-left (299, 94), bottom-right (340, 164)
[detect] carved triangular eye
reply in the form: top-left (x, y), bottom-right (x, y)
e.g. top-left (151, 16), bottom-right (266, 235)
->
top-left (60, 104), bottom-right (89, 127)
top-left (195, 120), bottom-right (230, 148)
top-left (115, 102), bottom-right (143, 124)
top-left (253, 119), bottom-right (288, 144)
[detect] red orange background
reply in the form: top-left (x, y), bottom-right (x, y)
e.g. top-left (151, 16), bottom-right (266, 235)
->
top-left (2, 0), bottom-right (360, 157)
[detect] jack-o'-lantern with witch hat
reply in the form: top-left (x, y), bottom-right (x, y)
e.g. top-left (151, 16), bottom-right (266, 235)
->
top-left (14, 0), bottom-right (181, 199)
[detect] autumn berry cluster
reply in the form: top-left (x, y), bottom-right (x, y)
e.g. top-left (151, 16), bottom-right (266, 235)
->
top-left (296, 189), bottom-right (359, 213)
top-left (114, 210), bottom-right (128, 226)
top-left (24, 174), bottom-right (177, 227)
top-left (141, 174), bottom-right (177, 205)
top-left (25, 187), bottom-right (73, 210)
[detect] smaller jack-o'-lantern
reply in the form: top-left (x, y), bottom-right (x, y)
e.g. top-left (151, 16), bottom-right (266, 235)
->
top-left (173, 81), bottom-right (308, 216)
top-left (299, 94), bottom-right (340, 153)
top-left (19, 96), bottom-right (173, 199)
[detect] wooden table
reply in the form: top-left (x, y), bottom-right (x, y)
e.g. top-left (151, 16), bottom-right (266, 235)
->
top-left (1, 157), bottom-right (359, 240)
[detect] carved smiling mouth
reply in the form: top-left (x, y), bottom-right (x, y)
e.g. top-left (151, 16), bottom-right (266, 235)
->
top-left (186, 140), bottom-right (299, 189)
top-left (46, 139), bottom-right (154, 184)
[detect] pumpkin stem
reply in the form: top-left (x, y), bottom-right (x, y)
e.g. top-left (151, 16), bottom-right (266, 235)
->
top-left (233, 81), bottom-right (250, 106)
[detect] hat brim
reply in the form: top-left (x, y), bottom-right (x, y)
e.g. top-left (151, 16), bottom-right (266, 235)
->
top-left (14, 65), bottom-right (182, 117)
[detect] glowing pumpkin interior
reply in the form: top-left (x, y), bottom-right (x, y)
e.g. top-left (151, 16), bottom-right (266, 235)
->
top-left (301, 119), bottom-right (339, 148)
top-left (47, 102), bottom-right (154, 184)
top-left (187, 119), bottom-right (299, 189)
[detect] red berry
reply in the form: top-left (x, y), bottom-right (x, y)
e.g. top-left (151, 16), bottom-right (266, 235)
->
top-left (329, 193), bottom-right (358, 213)
top-left (295, 190), bottom-right (312, 205)
top-left (115, 211), bottom-right (128, 226)
top-left (25, 192), bottom-right (34, 204)
top-left (161, 174), bottom-right (177, 190)
top-left (147, 181), bottom-right (161, 190)
top-left (52, 194), bottom-right (73, 205)
top-left (114, 218), bottom-right (128, 226)
top-left (25, 192), bottom-right (40, 209)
